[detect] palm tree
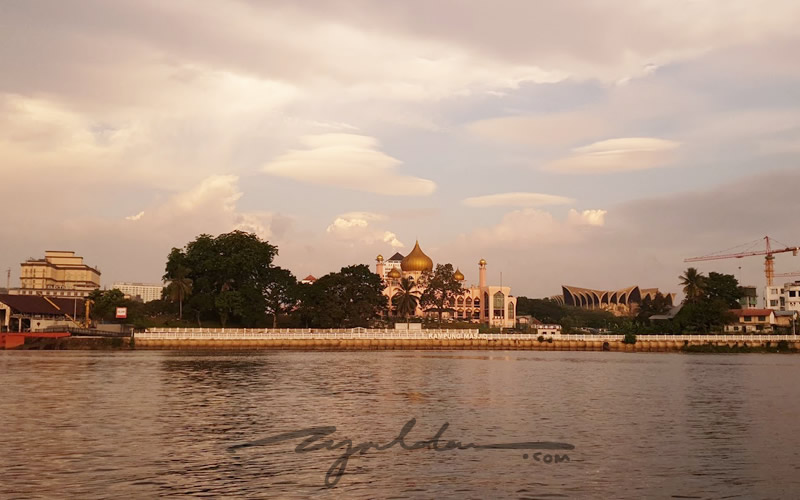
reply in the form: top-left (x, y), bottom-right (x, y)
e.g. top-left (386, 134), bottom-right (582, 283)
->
top-left (393, 277), bottom-right (420, 325)
top-left (166, 267), bottom-right (193, 320)
top-left (680, 267), bottom-right (706, 304)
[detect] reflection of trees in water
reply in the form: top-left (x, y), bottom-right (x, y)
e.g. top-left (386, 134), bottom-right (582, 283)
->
top-left (160, 355), bottom-right (277, 386)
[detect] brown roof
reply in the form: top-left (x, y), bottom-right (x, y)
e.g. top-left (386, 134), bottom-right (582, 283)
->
top-left (0, 294), bottom-right (83, 315)
top-left (731, 309), bottom-right (773, 317)
top-left (302, 275), bottom-right (317, 282)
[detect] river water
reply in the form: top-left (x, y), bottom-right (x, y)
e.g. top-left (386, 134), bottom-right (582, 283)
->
top-left (2, 350), bottom-right (799, 499)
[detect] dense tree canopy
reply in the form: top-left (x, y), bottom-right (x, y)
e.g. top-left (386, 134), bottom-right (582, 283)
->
top-left (263, 266), bottom-right (299, 328)
top-left (298, 264), bottom-right (386, 328)
top-left (635, 292), bottom-right (673, 325)
top-left (515, 296), bottom-right (618, 331)
top-left (164, 231), bottom-right (279, 326)
top-left (419, 264), bottom-right (465, 327)
top-left (673, 269), bottom-right (741, 333)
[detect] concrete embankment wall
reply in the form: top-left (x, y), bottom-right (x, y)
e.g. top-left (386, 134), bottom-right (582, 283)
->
top-left (133, 338), bottom-right (800, 352)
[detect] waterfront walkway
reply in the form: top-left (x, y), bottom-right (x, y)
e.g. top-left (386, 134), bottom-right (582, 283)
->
top-left (135, 328), bottom-right (799, 343)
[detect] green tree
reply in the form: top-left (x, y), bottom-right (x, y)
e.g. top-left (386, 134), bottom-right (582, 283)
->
top-left (673, 271), bottom-right (740, 333)
top-left (88, 289), bottom-right (126, 322)
top-left (263, 266), bottom-right (298, 328)
top-left (215, 289), bottom-right (244, 328)
top-left (298, 264), bottom-right (386, 328)
top-left (165, 265), bottom-right (192, 320)
top-left (636, 292), bottom-right (672, 325)
top-left (164, 231), bottom-right (278, 327)
top-left (704, 272), bottom-right (743, 309)
top-left (419, 264), bottom-right (466, 327)
top-left (392, 277), bottom-right (420, 323)
top-left (515, 297), bottom-right (566, 324)
top-left (680, 267), bottom-right (706, 304)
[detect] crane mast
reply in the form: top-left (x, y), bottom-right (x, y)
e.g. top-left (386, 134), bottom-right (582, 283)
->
top-left (685, 236), bottom-right (799, 286)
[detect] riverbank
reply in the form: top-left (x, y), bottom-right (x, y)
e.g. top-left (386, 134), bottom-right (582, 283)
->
top-left (133, 337), bottom-right (799, 353)
top-left (8, 336), bottom-right (799, 353)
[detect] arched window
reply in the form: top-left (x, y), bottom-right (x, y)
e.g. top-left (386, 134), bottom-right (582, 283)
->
top-left (508, 302), bottom-right (515, 319)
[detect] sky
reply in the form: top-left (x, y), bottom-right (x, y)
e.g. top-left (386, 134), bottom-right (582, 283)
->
top-left (1, 0), bottom-right (799, 299)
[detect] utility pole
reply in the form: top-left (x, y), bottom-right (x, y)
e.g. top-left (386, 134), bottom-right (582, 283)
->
top-left (6, 268), bottom-right (10, 291)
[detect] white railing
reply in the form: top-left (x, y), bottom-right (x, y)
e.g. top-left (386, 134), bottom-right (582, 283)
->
top-left (558, 334), bottom-right (800, 342)
top-left (134, 328), bottom-right (800, 342)
top-left (136, 328), bottom-right (481, 340)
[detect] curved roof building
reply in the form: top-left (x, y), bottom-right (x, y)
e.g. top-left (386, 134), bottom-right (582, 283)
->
top-left (558, 285), bottom-right (675, 316)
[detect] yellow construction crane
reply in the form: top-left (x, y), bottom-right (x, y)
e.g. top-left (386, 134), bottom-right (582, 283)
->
top-left (685, 236), bottom-right (799, 286)
top-left (42, 295), bottom-right (93, 328)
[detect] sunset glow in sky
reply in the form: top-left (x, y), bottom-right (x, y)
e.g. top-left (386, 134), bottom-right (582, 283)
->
top-left (2, 1), bottom-right (799, 297)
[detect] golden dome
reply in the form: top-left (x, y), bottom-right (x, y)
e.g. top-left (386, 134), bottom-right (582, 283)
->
top-left (376, 254), bottom-right (384, 262)
top-left (401, 241), bottom-right (434, 273)
top-left (454, 268), bottom-right (465, 281)
top-left (479, 259), bottom-right (487, 266)
top-left (388, 268), bottom-right (402, 279)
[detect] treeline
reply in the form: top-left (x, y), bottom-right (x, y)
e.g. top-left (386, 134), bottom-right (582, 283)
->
top-left (87, 231), bottom-right (472, 329)
top-left (160, 231), bottom-right (390, 328)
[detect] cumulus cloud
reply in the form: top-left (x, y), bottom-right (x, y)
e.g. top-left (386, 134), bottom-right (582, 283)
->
top-left (567, 209), bottom-right (608, 226)
top-left (468, 207), bottom-right (608, 247)
top-left (463, 192), bottom-right (574, 208)
top-left (263, 134), bottom-right (436, 196)
top-left (326, 212), bottom-right (405, 248)
top-left (544, 138), bottom-right (680, 174)
top-left (125, 211), bottom-right (145, 221)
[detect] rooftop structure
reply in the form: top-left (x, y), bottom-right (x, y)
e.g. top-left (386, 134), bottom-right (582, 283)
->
top-left (555, 285), bottom-right (676, 317)
top-left (0, 293), bottom-right (83, 332)
top-left (16, 251), bottom-right (101, 298)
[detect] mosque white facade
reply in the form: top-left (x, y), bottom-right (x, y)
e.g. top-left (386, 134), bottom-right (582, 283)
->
top-left (376, 241), bottom-right (517, 329)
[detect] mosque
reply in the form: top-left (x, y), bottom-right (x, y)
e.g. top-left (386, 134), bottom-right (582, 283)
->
top-left (375, 241), bottom-right (517, 328)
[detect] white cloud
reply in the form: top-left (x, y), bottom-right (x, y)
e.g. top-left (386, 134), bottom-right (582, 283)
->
top-left (326, 212), bottom-right (405, 248)
top-left (544, 137), bottom-right (680, 174)
top-left (383, 232), bottom-right (405, 248)
top-left (463, 192), bottom-right (575, 208)
top-left (263, 134), bottom-right (436, 196)
top-left (568, 209), bottom-right (608, 226)
top-left (125, 211), bottom-right (145, 221)
top-left (468, 207), bottom-right (608, 247)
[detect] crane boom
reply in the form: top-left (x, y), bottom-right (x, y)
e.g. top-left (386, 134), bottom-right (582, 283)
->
top-left (685, 236), bottom-right (799, 286)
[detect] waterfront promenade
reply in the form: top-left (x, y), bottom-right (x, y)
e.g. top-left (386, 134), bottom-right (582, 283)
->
top-left (132, 328), bottom-right (800, 352)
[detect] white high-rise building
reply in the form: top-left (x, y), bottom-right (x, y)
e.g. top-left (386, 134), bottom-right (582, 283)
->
top-left (113, 282), bottom-right (164, 303)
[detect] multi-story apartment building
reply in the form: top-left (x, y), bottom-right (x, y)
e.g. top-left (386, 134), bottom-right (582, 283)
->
top-left (764, 281), bottom-right (800, 313)
top-left (112, 282), bottom-right (165, 303)
top-left (14, 251), bottom-right (101, 298)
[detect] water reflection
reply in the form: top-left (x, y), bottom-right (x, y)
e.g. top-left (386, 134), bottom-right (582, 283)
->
top-left (1, 351), bottom-right (799, 498)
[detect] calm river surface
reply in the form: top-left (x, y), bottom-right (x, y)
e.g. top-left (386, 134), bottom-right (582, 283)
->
top-left (2, 350), bottom-right (800, 499)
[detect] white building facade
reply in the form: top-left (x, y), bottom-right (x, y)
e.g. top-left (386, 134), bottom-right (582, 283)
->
top-left (112, 282), bottom-right (164, 303)
top-left (764, 281), bottom-right (800, 313)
